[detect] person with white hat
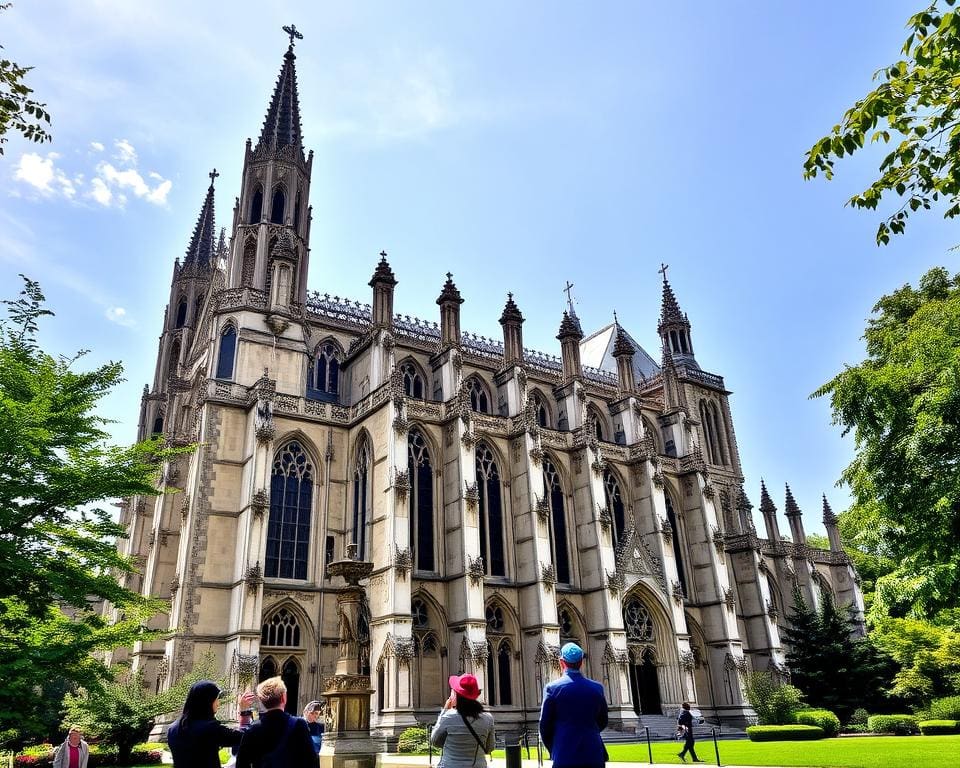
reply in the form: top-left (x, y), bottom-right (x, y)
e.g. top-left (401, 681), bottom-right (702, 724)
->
top-left (538, 643), bottom-right (608, 768)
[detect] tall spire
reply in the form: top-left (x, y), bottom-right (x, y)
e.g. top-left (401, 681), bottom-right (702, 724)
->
top-left (656, 263), bottom-right (696, 365)
top-left (184, 170), bottom-right (217, 267)
top-left (784, 484), bottom-right (801, 517)
top-left (759, 479), bottom-right (781, 542)
top-left (255, 29), bottom-right (305, 162)
top-left (658, 263), bottom-right (685, 326)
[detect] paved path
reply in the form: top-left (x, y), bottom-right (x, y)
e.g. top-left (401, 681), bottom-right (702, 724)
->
top-left (378, 755), bottom-right (806, 768)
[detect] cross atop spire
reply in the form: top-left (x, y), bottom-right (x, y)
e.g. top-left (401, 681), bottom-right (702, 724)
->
top-left (563, 280), bottom-right (578, 317)
top-left (208, 168), bottom-right (219, 186)
top-left (255, 36), bottom-right (306, 162)
top-left (183, 174), bottom-right (216, 268)
top-left (658, 262), bottom-right (669, 281)
top-left (282, 23), bottom-right (303, 49)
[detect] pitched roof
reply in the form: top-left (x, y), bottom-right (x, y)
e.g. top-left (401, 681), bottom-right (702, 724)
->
top-left (579, 322), bottom-right (660, 381)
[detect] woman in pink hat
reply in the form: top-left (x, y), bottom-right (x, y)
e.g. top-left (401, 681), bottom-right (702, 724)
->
top-left (430, 673), bottom-right (496, 768)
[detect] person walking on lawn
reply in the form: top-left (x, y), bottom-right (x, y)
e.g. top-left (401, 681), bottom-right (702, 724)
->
top-left (677, 701), bottom-right (704, 763)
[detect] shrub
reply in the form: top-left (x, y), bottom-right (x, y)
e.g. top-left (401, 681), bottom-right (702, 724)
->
top-left (795, 709), bottom-right (841, 737)
top-left (918, 719), bottom-right (960, 735)
top-left (746, 725), bottom-right (825, 741)
top-left (928, 696), bottom-right (960, 721)
top-left (14, 745), bottom-right (52, 768)
top-left (849, 707), bottom-right (869, 726)
top-left (397, 726), bottom-right (429, 753)
top-left (743, 671), bottom-right (805, 725)
top-left (867, 714), bottom-right (919, 735)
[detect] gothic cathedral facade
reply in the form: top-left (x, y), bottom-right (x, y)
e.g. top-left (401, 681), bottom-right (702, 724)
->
top-left (116, 40), bottom-right (864, 735)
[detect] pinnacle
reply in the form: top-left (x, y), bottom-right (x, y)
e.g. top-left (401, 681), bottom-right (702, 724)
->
top-left (658, 274), bottom-right (686, 328)
top-left (255, 44), bottom-right (305, 160)
top-left (822, 494), bottom-right (837, 525)
top-left (184, 177), bottom-right (216, 267)
top-left (436, 272), bottom-right (464, 305)
top-left (759, 479), bottom-right (777, 515)
top-left (369, 251), bottom-right (398, 287)
top-left (613, 321), bottom-right (634, 358)
top-left (557, 310), bottom-right (583, 341)
top-left (784, 483), bottom-right (802, 517)
top-left (737, 486), bottom-right (753, 512)
top-left (499, 292), bottom-right (524, 325)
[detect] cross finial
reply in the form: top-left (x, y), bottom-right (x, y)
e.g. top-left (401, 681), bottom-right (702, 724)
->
top-left (446, 272), bottom-right (453, 281)
top-left (380, 250), bottom-right (388, 259)
top-left (658, 262), bottom-right (669, 281)
top-left (613, 309), bottom-right (619, 326)
top-left (282, 24), bottom-right (303, 48)
top-left (209, 168), bottom-right (219, 186)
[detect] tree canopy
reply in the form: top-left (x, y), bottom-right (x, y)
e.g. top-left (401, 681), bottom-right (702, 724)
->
top-left (804, 0), bottom-right (960, 244)
top-left (814, 267), bottom-right (960, 619)
top-left (0, 3), bottom-right (51, 155)
top-left (0, 277), bottom-right (178, 746)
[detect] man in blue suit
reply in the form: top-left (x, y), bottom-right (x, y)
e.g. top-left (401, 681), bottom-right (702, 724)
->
top-left (539, 642), bottom-right (609, 768)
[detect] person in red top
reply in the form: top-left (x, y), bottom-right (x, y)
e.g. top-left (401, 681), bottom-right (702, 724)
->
top-left (52, 727), bottom-right (89, 768)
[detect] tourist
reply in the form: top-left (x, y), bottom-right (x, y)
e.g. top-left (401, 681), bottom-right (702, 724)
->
top-left (167, 681), bottom-right (256, 768)
top-left (235, 676), bottom-right (317, 768)
top-left (430, 673), bottom-right (496, 768)
top-left (538, 642), bottom-right (608, 768)
top-left (677, 701), bottom-right (704, 763)
top-left (52, 726), bottom-right (89, 768)
top-left (304, 700), bottom-right (325, 754)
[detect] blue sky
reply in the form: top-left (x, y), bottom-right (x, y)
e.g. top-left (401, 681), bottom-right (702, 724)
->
top-left (2, 1), bottom-right (955, 535)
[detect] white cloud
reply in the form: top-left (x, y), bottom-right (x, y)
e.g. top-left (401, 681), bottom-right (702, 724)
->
top-left (105, 306), bottom-right (135, 326)
top-left (95, 160), bottom-right (171, 207)
top-left (146, 179), bottom-right (172, 205)
top-left (90, 141), bottom-right (105, 152)
top-left (114, 138), bottom-right (137, 165)
top-left (14, 153), bottom-right (56, 192)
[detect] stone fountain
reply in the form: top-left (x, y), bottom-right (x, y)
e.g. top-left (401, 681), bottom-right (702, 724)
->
top-left (319, 548), bottom-right (377, 768)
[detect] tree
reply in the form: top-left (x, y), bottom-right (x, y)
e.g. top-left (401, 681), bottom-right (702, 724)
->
top-left (0, 276), bottom-right (181, 745)
top-left (0, 3), bottom-right (51, 154)
top-left (804, 1), bottom-right (960, 245)
top-left (870, 615), bottom-right (960, 706)
top-left (813, 267), bottom-right (960, 619)
top-left (781, 591), bottom-right (895, 721)
top-left (743, 671), bottom-right (805, 725)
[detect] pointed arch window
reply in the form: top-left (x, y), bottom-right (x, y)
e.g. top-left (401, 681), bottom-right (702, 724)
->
top-left (193, 294), bottom-right (204, 325)
top-left (533, 391), bottom-right (550, 428)
top-left (294, 190), bottom-right (302, 232)
top-left (265, 442), bottom-right (313, 580)
top-left (408, 429), bottom-right (435, 572)
top-left (466, 377), bottom-right (489, 413)
top-left (258, 656), bottom-right (276, 682)
top-left (476, 443), bottom-right (505, 576)
top-left (175, 297), bottom-right (187, 328)
top-left (282, 657), bottom-right (300, 714)
top-left (250, 186), bottom-right (264, 223)
top-left (400, 361), bottom-right (425, 399)
top-left (543, 455), bottom-right (571, 584)
top-left (241, 241), bottom-right (256, 287)
top-left (261, 607), bottom-right (302, 647)
top-left (352, 436), bottom-right (371, 559)
top-left (665, 496), bottom-right (689, 598)
top-left (152, 414), bottom-right (164, 436)
top-left (308, 343), bottom-right (340, 400)
top-left (215, 325), bottom-right (237, 380)
top-left (168, 339), bottom-right (182, 380)
top-left (589, 407), bottom-right (606, 442)
top-left (270, 186), bottom-right (286, 224)
top-left (604, 469), bottom-right (626, 549)
top-left (623, 597), bottom-right (655, 642)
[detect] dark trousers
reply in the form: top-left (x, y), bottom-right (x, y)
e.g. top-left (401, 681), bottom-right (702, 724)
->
top-left (679, 730), bottom-right (699, 760)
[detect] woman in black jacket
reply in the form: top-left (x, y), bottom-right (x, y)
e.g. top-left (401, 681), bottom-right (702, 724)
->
top-left (167, 681), bottom-right (255, 768)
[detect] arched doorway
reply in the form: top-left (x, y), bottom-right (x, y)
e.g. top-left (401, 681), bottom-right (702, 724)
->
top-left (282, 657), bottom-right (301, 714)
top-left (623, 595), bottom-right (663, 715)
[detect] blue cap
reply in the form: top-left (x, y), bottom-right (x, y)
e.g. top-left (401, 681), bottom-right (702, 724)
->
top-left (560, 642), bottom-right (584, 663)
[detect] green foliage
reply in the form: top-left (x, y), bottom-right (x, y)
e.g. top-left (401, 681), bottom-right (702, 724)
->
top-left (63, 656), bottom-right (224, 765)
top-left (397, 726), bottom-right (429, 753)
top-left (929, 695), bottom-right (960, 719)
top-left (746, 725), bottom-right (825, 741)
top-left (850, 707), bottom-right (870, 726)
top-left (795, 709), bottom-right (841, 737)
top-left (919, 719), bottom-right (960, 734)
top-left (804, 1), bottom-right (960, 245)
top-left (0, 4), bottom-right (51, 155)
top-left (869, 617), bottom-right (960, 705)
top-left (743, 671), bottom-right (805, 725)
top-left (867, 714), bottom-right (920, 734)
top-left (0, 277), bottom-right (185, 746)
top-left (814, 267), bottom-right (960, 619)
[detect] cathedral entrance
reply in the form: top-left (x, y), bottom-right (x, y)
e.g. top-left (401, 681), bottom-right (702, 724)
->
top-left (282, 658), bottom-right (301, 714)
top-left (628, 655), bottom-right (662, 715)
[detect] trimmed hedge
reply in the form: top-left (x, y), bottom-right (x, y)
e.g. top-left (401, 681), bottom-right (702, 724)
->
top-left (397, 726), bottom-right (429, 753)
top-left (919, 719), bottom-right (960, 735)
top-left (746, 725), bottom-right (825, 741)
top-left (867, 714), bottom-right (919, 735)
top-left (795, 709), bottom-right (841, 737)
top-left (929, 696), bottom-right (960, 721)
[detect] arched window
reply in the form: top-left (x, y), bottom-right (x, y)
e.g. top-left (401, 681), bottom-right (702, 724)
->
top-left (408, 429), bottom-right (435, 572)
top-left (270, 186), bottom-right (285, 224)
top-left (241, 241), bottom-right (256, 287)
top-left (623, 597), bottom-right (655, 642)
top-left (215, 325), bottom-right (236, 380)
top-left (352, 436), bottom-right (371, 559)
top-left (604, 469), bottom-right (626, 549)
top-left (589, 407), bottom-right (606, 442)
top-left (665, 496), bottom-right (689, 598)
top-left (294, 190), bottom-right (302, 232)
top-left (265, 442), bottom-right (314, 580)
top-left (258, 656), bottom-right (277, 682)
top-left (174, 297), bottom-right (187, 328)
top-left (476, 443), bottom-right (505, 576)
top-left (412, 598), bottom-right (430, 629)
top-left (497, 641), bottom-right (513, 705)
top-left (261, 607), bottom-right (301, 647)
top-left (400, 361), bottom-right (425, 399)
top-left (167, 339), bottom-right (181, 379)
top-left (485, 604), bottom-right (504, 632)
top-left (466, 377), bottom-right (489, 413)
top-left (282, 657), bottom-right (300, 714)
top-left (250, 186), bottom-right (264, 223)
top-left (308, 342), bottom-right (340, 400)
top-left (533, 391), bottom-right (550, 428)
top-left (700, 400), bottom-right (727, 466)
top-left (193, 294), bottom-right (204, 325)
top-left (152, 414), bottom-right (164, 436)
top-left (543, 455), bottom-right (570, 584)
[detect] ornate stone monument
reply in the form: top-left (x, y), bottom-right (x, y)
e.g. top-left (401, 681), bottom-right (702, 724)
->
top-left (320, 547), bottom-right (377, 768)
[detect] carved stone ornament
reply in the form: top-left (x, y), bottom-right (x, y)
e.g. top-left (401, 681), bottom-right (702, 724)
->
top-left (324, 674), bottom-right (372, 692)
top-left (393, 413), bottom-right (409, 434)
top-left (535, 639), bottom-right (561, 666)
top-left (679, 650), bottom-right (696, 670)
top-left (724, 587), bottom-right (736, 610)
top-left (461, 430), bottom-right (476, 449)
top-left (529, 445), bottom-right (544, 465)
top-left (758, 558), bottom-right (769, 573)
top-left (464, 481), bottom-right (479, 509)
top-left (652, 468), bottom-right (666, 488)
top-left (471, 640), bottom-right (489, 664)
top-left (245, 562), bottom-right (263, 595)
top-left (702, 481), bottom-right (715, 499)
top-left (534, 495), bottom-right (551, 524)
top-left (393, 546), bottom-right (413, 579)
top-left (180, 497), bottom-right (190, 524)
top-left (591, 455), bottom-right (607, 476)
top-left (156, 655), bottom-right (170, 679)
top-left (603, 639), bottom-right (630, 666)
top-left (606, 569), bottom-right (626, 596)
top-left (541, 562), bottom-right (557, 589)
top-left (393, 468), bottom-right (410, 502)
top-left (169, 573), bottom-right (180, 597)
top-left (597, 505), bottom-right (612, 530)
top-left (766, 600), bottom-right (779, 621)
top-left (394, 637), bottom-right (416, 664)
top-left (467, 555), bottom-right (485, 585)
top-left (712, 525), bottom-right (725, 555)
top-left (671, 580), bottom-right (685, 604)
top-left (659, 516), bottom-right (673, 544)
top-left (251, 488), bottom-right (269, 520)
top-left (572, 452), bottom-right (583, 474)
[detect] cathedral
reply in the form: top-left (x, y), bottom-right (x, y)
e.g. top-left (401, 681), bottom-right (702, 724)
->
top-left (116, 36), bottom-right (864, 737)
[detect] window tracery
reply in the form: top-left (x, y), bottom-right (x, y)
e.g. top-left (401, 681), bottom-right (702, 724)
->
top-left (466, 377), bottom-right (489, 413)
top-left (408, 429), bottom-right (435, 571)
top-left (265, 441), bottom-right (313, 580)
top-left (261, 607), bottom-right (302, 647)
top-left (623, 598), bottom-right (654, 642)
top-left (400, 361), bottom-right (425, 399)
top-left (476, 442), bottom-right (505, 576)
top-left (543, 455), bottom-right (571, 584)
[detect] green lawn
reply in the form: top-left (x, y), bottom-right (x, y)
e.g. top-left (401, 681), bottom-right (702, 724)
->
top-left (601, 735), bottom-right (960, 767)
